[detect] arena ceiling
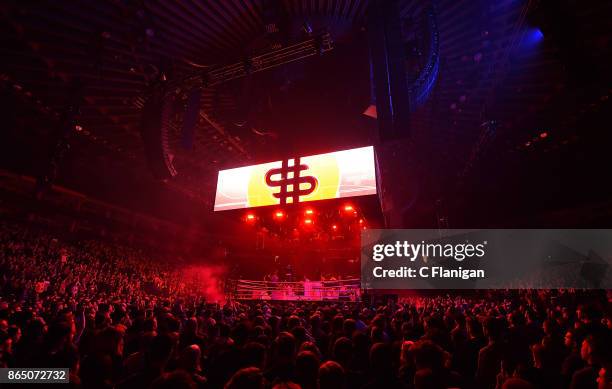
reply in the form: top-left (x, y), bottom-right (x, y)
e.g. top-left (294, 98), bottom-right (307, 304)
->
top-left (0, 0), bottom-right (610, 227)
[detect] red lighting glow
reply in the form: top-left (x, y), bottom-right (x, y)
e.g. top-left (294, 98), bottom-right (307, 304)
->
top-left (332, 224), bottom-right (338, 230)
top-left (274, 211), bottom-right (285, 219)
top-left (304, 219), bottom-right (313, 225)
top-left (246, 213), bottom-right (255, 221)
top-left (359, 219), bottom-right (364, 224)
top-left (305, 209), bottom-right (314, 215)
top-left (539, 132), bottom-right (548, 139)
top-left (343, 204), bottom-right (354, 212)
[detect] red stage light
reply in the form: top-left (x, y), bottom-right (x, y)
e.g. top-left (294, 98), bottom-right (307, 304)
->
top-left (343, 204), bottom-right (354, 212)
top-left (246, 213), bottom-right (255, 221)
top-left (304, 219), bottom-right (313, 225)
top-left (539, 132), bottom-right (548, 139)
top-left (359, 218), bottom-right (364, 224)
top-left (274, 211), bottom-right (285, 220)
top-left (332, 224), bottom-right (338, 230)
top-left (305, 209), bottom-right (314, 215)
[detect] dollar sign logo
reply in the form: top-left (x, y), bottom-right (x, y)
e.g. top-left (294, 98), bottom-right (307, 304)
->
top-left (265, 157), bottom-right (318, 204)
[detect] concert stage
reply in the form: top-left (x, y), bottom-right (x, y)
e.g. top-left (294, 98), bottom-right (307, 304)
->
top-left (228, 279), bottom-right (361, 302)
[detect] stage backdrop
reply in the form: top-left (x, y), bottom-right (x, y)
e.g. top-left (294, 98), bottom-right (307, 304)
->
top-left (214, 146), bottom-right (377, 211)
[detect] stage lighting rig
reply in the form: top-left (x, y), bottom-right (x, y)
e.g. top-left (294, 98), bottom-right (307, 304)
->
top-left (139, 32), bottom-right (334, 180)
top-left (167, 32), bottom-right (334, 91)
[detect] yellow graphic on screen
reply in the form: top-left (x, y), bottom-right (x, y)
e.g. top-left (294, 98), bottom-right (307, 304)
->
top-left (247, 155), bottom-right (340, 207)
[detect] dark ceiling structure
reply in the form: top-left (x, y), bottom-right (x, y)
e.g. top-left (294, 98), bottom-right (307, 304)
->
top-left (1, 0), bottom-right (610, 229)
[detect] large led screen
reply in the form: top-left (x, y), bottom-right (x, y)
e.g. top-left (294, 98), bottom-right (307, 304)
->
top-left (214, 146), bottom-right (377, 211)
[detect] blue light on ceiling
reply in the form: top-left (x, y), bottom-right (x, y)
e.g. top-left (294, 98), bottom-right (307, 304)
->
top-left (522, 27), bottom-right (544, 48)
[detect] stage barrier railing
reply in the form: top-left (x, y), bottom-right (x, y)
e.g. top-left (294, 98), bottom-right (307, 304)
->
top-left (228, 279), bottom-right (361, 302)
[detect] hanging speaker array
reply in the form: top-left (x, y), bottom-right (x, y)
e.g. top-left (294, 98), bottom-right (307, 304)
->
top-left (140, 91), bottom-right (178, 180)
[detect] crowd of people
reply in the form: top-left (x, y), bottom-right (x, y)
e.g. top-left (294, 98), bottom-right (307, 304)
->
top-left (1, 222), bottom-right (612, 389)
